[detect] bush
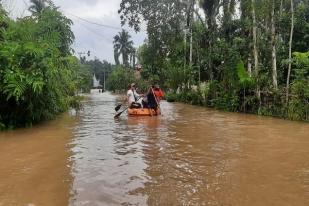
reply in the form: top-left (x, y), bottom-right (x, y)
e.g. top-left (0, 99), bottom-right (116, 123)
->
top-left (106, 66), bottom-right (137, 92)
top-left (166, 93), bottom-right (177, 102)
top-left (0, 6), bottom-right (85, 129)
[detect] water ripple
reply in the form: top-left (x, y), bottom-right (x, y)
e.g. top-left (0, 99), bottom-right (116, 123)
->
top-left (69, 90), bottom-right (309, 206)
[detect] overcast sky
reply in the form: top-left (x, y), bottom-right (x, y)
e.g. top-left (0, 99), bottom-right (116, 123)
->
top-left (2, 0), bottom-right (147, 64)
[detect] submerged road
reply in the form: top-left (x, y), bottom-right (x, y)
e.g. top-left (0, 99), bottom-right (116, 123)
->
top-left (0, 90), bottom-right (309, 206)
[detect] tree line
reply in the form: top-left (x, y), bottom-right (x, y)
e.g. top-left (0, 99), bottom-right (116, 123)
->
top-left (115, 0), bottom-right (309, 121)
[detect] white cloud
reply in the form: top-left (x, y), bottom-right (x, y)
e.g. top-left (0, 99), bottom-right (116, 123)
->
top-left (2, 0), bottom-right (147, 64)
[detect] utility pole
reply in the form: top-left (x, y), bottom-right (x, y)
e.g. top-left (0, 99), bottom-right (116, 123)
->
top-left (103, 69), bottom-right (106, 91)
top-left (78, 52), bottom-right (86, 58)
top-left (184, 28), bottom-right (187, 70)
top-left (184, 0), bottom-right (194, 70)
top-left (189, 28), bottom-right (193, 65)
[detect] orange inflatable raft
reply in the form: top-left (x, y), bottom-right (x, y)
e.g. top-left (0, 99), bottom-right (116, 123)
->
top-left (128, 108), bottom-right (161, 116)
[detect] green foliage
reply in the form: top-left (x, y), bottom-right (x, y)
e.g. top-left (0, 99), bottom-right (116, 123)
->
top-left (29, 0), bottom-right (48, 16)
top-left (84, 59), bottom-right (112, 88)
top-left (118, 0), bottom-right (309, 121)
top-left (237, 60), bottom-right (253, 88)
top-left (37, 7), bottom-right (75, 55)
top-left (166, 93), bottom-right (177, 102)
top-left (74, 63), bottom-right (92, 93)
top-left (166, 90), bottom-right (204, 106)
top-left (106, 66), bottom-right (137, 92)
top-left (165, 63), bottom-right (188, 91)
top-left (0, 3), bottom-right (87, 129)
top-left (0, 4), bottom-right (8, 41)
top-left (68, 95), bottom-right (85, 112)
top-left (286, 51), bottom-right (309, 120)
top-left (113, 29), bottom-right (134, 67)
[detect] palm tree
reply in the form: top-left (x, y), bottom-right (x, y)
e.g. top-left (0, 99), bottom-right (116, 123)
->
top-left (28, 0), bottom-right (48, 15)
top-left (129, 47), bottom-right (136, 68)
top-left (0, 5), bottom-right (8, 41)
top-left (113, 29), bottom-right (134, 67)
top-left (114, 43), bottom-right (121, 66)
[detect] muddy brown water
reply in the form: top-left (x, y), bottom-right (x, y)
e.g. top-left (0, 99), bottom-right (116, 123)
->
top-left (0, 91), bottom-right (309, 206)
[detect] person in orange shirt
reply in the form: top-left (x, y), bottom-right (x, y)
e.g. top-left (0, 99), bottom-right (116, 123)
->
top-left (153, 84), bottom-right (164, 103)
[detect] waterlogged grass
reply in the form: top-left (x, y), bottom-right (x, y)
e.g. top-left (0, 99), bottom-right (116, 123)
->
top-left (166, 88), bottom-right (309, 122)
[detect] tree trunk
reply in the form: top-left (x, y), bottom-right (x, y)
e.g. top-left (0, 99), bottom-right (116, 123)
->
top-left (129, 54), bottom-right (132, 67)
top-left (271, 0), bottom-right (278, 90)
top-left (114, 50), bottom-right (120, 65)
top-left (122, 53), bottom-right (126, 67)
top-left (280, 0), bottom-right (283, 17)
top-left (133, 52), bottom-right (136, 69)
top-left (247, 56), bottom-right (252, 77)
top-left (252, 0), bottom-right (261, 101)
top-left (189, 0), bottom-right (194, 66)
top-left (103, 69), bottom-right (106, 91)
top-left (189, 27), bottom-right (193, 65)
top-left (123, 51), bottom-right (128, 67)
top-left (184, 27), bottom-right (187, 70)
top-left (209, 42), bottom-right (213, 80)
top-left (286, 0), bottom-right (294, 104)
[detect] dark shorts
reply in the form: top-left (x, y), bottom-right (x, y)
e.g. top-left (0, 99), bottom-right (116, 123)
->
top-left (130, 102), bottom-right (142, 109)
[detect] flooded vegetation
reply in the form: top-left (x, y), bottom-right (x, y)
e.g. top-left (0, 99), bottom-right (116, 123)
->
top-left (1, 0), bottom-right (309, 205)
top-left (1, 91), bottom-right (308, 206)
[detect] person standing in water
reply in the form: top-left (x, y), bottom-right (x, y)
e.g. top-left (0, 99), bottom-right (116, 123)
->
top-left (153, 84), bottom-right (164, 103)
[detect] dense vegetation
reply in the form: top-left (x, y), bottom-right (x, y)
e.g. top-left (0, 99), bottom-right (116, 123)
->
top-left (0, 0), bottom-right (308, 128)
top-left (82, 58), bottom-right (113, 90)
top-left (0, 1), bottom-right (91, 129)
top-left (115, 0), bottom-right (309, 121)
top-left (109, 29), bottom-right (149, 93)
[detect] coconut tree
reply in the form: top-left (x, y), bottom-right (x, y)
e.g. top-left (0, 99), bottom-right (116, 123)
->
top-left (28, 0), bottom-right (52, 16)
top-left (113, 29), bottom-right (134, 67)
top-left (286, 0), bottom-right (294, 104)
top-left (0, 4), bottom-right (8, 41)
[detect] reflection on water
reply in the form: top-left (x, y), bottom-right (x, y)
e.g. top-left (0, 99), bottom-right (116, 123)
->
top-left (70, 91), bottom-right (309, 206)
top-left (0, 114), bottom-right (76, 206)
top-left (0, 90), bottom-right (309, 206)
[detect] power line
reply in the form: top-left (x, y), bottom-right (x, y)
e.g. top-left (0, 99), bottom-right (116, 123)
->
top-left (66, 12), bottom-right (123, 31)
top-left (75, 19), bottom-right (111, 42)
top-left (72, 21), bottom-right (111, 60)
top-left (65, 12), bottom-right (146, 32)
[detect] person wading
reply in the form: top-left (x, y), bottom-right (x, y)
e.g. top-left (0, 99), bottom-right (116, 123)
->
top-left (153, 84), bottom-right (164, 103)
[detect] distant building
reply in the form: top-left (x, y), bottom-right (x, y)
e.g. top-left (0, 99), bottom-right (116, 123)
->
top-left (93, 74), bottom-right (102, 88)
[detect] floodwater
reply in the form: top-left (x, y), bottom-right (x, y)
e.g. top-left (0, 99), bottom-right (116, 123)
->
top-left (0, 91), bottom-right (309, 206)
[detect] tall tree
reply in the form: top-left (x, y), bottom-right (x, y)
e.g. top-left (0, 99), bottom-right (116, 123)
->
top-left (36, 7), bottom-right (74, 55)
top-left (251, 0), bottom-right (261, 102)
top-left (222, 0), bottom-right (236, 39)
top-left (119, 0), bottom-right (188, 74)
top-left (29, 0), bottom-right (47, 15)
top-left (270, 0), bottom-right (278, 89)
top-left (0, 2), bottom-right (8, 41)
top-left (114, 49), bottom-right (120, 65)
top-left (199, 0), bottom-right (221, 80)
top-left (0, 1), bottom-right (84, 129)
top-left (286, 0), bottom-right (294, 103)
top-left (129, 47), bottom-right (136, 68)
top-left (113, 29), bottom-right (134, 67)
